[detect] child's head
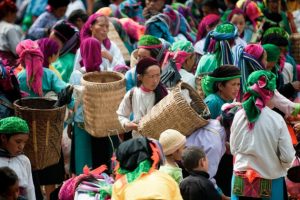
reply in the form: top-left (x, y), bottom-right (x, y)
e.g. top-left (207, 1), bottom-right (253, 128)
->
top-left (136, 57), bottom-right (161, 91)
top-left (37, 38), bottom-right (60, 68)
top-left (0, 117), bottom-right (29, 157)
top-left (67, 9), bottom-right (89, 30)
top-left (159, 129), bottom-right (186, 161)
top-left (182, 146), bottom-right (208, 172)
top-left (228, 8), bottom-right (246, 36)
top-left (48, 0), bottom-right (70, 19)
top-left (0, 167), bottom-right (19, 200)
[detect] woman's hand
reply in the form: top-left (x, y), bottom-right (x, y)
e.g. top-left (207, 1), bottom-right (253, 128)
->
top-left (294, 122), bottom-right (300, 134)
top-left (101, 50), bottom-right (113, 63)
top-left (125, 122), bottom-right (138, 131)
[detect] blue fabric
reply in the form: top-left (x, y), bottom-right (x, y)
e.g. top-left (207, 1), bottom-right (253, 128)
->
top-left (73, 123), bottom-right (93, 175)
top-left (25, 0), bottom-right (47, 17)
top-left (27, 11), bottom-right (58, 40)
top-left (231, 175), bottom-right (285, 200)
top-left (125, 67), bottom-right (137, 91)
top-left (204, 93), bottom-right (229, 119)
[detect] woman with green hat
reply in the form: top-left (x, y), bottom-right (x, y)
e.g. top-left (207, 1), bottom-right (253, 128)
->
top-left (0, 117), bottom-right (36, 200)
top-left (202, 65), bottom-right (241, 119)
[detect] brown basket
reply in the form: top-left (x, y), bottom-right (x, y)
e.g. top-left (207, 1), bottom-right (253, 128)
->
top-left (108, 22), bottom-right (130, 63)
top-left (290, 33), bottom-right (300, 64)
top-left (14, 98), bottom-right (66, 170)
top-left (81, 71), bottom-right (126, 137)
top-left (138, 82), bottom-right (210, 139)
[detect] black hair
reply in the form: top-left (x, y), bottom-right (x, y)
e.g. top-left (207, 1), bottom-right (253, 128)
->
top-left (48, 0), bottom-right (70, 9)
top-left (210, 65), bottom-right (241, 93)
top-left (261, 33), bottom-right (289, 47)
top-left (67, 9), bottom-right (88, 25)
top-left (0, 0), bottom-right (17, 20)
top-left (182, 146), bottom-right (206, 172)
top-left (0, 167), bottom-right (18, 197)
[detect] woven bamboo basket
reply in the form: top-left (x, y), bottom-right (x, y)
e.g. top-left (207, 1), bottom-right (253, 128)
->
top-left (290, 33), bottom-right (300, 64)
top-left (108, 21), bottom-right (130, 63)
top-left (81, 71), bottom-right (126, 137)
top-left (14, 98), bottom-right (65, 170)
top-left (138, 82), bottom-right (210, 139)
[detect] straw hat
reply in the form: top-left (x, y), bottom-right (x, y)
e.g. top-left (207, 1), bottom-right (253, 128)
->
top-left (159, 129), bottom-right (186, 156)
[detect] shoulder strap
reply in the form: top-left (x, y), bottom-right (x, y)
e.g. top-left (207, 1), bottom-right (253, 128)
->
top-left (129, 88), bottom-right (134, 106)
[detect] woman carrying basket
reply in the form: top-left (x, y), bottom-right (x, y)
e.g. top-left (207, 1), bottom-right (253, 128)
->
top-left (117, 57), bottom-right (168, 137)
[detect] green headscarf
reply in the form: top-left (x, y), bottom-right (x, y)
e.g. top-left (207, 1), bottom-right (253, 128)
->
top-left (263, 27), bottom-right (289, 40)
top-left (242, 70), bottom-right (276, 127)
top-left (169, 40), bottom-right (194, 53)
top-left (138, 35), bottom-right (162, 48)
top-left (262, 44), bottom-right (281, 62)
top-left (0, 117), bottom-right (29, 134)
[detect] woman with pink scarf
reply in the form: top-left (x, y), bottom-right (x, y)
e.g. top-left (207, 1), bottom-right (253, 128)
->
top-left (17, 39), bottom-right (69, 98)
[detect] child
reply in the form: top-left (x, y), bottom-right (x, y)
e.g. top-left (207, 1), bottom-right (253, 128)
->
top-left (180, 147), bottom-right (221, 200)
top-left (0, 166), bottom-right (20, 200)
top-left (117, 57), bottom-right (168, 137)
top-left (0, 117), bottom-right (36, 200)
top-left (159, 129), bottom-right (186, 184)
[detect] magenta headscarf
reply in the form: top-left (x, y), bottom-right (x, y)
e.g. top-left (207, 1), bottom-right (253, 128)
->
top-left (80, 37), bottom-right (102, 72)
top-left (80, 13), bottom-right (111, 50)
top-left (244, 44), bottom-right (264, 61)
top-left (16, 40), bottom-right (44, 97)
top-left (196, 14), bottom-right (220, 42)
top-left (37, 38), bottom-right (60, 68)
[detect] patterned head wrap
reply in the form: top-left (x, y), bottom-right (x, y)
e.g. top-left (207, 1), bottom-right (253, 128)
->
top-left (234, 44), bottom-right (266, 94)
top-left (263, 27), bottom-right (289, 40)
top-left (0, 117), bottom-right (29, 134)
top-left (196, 14), bottom-right (220, 42)
top-left (204, 22), bottom-right (238, 66)
top-left (262, 44), bottom-right (281, 62)
top-left (115, 137), bottom-right (164, 187)
top-left (162, 40), bottom-right (194, 70)
top-left (118, 0), bottom-right (144, 23)
top-left (242, 70), bottom-right (276, 129)
top-left (16, 39), bottom-right (44, 96)
top-left (201, 65), bottom-right (241, 96)
top-left (80, 13), bottom-right (111, 50)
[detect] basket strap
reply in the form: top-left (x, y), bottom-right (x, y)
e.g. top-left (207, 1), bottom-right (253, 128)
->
top-left (0, 98), bottom-right (13, 109)
top-left (129, 88), bottom-right (134, 106)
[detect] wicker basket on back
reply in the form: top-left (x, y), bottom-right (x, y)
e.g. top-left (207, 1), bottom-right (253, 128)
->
top-left (290, 33), bottom-right (300, 64)
top-left (14, 98), bottom-right (65, 170)
top-left (81, 71), bottom-right (126, 137)
top-left (138, 82), bottom-right (210, 139)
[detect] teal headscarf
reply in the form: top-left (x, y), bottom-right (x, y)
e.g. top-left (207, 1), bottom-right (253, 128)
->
top-left (242, 70), bottom-right (276, 128)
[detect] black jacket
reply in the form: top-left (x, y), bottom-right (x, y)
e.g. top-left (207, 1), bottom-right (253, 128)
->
top-left (180, 170), bottom-right (221, 200)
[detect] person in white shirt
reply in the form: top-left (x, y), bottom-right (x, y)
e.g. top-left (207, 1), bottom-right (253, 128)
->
top-left (117, 57), bottom-right (168, 137)
top-left (0, 117), bottom-right (36, 200)
top-left (230, 70), bottom-right (295, 199)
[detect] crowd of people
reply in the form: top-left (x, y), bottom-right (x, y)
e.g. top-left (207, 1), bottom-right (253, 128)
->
top-left (1, 0), bottom-right (300, 199)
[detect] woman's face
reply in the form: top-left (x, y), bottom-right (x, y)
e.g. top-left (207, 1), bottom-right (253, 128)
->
top-left (137, 48), bottom-right (152, 61)
top-left (230, 14), bottom-right (246, 35)
top-left (173, 143), bottom-right (185, 161)
top-left (218, 78), bottom-right (240, 101)
top-left (268, 0), bottom-right (279, 13)
top-left (90, 16), bottom-right (109, 42)
top-left (145, 0), bottom-right (165, 12)
top-left (139, 65), bottom-right (161, 91)
top-left (0, 134), bottom-right (29, 156)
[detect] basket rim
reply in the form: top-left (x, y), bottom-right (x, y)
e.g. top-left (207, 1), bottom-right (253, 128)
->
top-left (81, 71), bottom-right (125, 86)
top-left (14, 97), bottom-right (66, 111)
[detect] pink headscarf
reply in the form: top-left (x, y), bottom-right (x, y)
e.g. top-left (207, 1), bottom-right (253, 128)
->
top-left (196, 14), bottom-right (220, 42)
top-left (16, 40), bottom-right (44, 96)
top-left (80, 37), bottom-right (102, 72)
top-left (244, 44), bottom-right (264, 60)
top-left (80, 13), bottom-right (111, 50)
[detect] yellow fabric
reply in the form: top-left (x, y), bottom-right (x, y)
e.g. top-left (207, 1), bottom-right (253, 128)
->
top-left (112, 170), bottom-right (183, 200)
top-left (49, 64), bottom-right (62, 80)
